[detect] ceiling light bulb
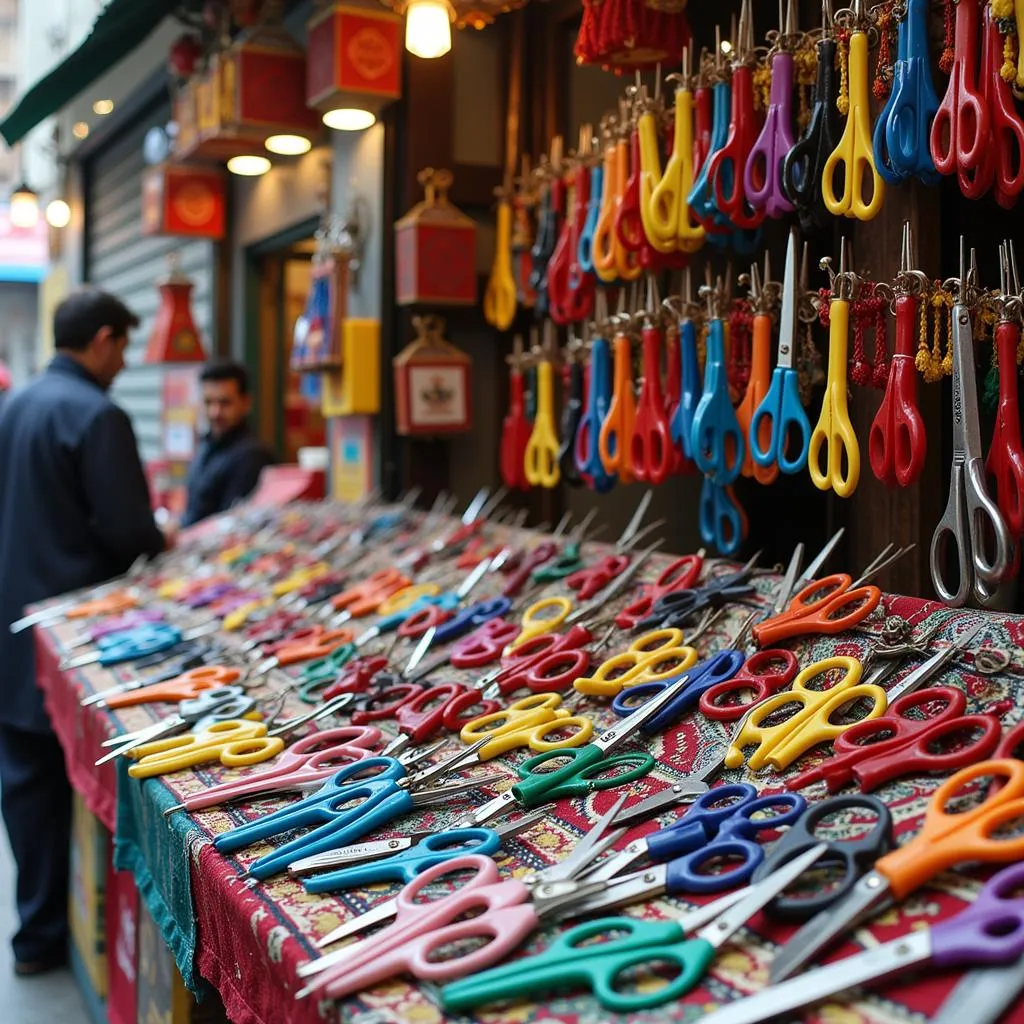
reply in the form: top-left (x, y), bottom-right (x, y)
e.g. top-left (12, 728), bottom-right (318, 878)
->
top-left (45, 199), bottom-right (71, 228)
top-left (227, 154), bottom-right (272, 176)
top-left (405, 0), bottom-right (453, 59)
top-left (72, 121), bottom-right (89, 139)
top-left (720, 39), bottom-right (733, 54)
top-left (93, 99), bottom-right (114, 115)
top-left (265, 134), bottom-right (312, 156)
top-left (322, 108), bottom-right (377, 132)
top-left (9, 183), bottom-right (39, 229)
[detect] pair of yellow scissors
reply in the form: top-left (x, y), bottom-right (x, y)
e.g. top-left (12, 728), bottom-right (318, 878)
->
top-left (822, 0), bottom-right (885, 221)
top-left (223, 598), bottom-right (271, 632)
top-left (126, 719), bottom-right (278, 779)
top-left (378, 582), bottom-right (442, 617)
top-left (508, 596), bottom-right (573, 651)
top-left (460, 693), bottom-right (595, 760)
top-left (271, 562), bottom-right (330, 598)
top-left (524, 326), bottom-right (561, 488)
top-left (808, 242), bottom-right (861, 497)
top-left (484, 188), bottom-right (517, 330)
top-left (574, 628), bottom-right (699, 697)
top-left (725, 654), bottom-right (887, 772)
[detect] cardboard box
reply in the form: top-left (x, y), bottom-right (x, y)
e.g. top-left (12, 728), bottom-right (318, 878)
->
top-left (68, 793), bottom-right (110, 999)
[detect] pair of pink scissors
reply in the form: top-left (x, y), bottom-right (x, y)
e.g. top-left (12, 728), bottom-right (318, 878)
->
top-left (163, 726), bottom-right (384, 815)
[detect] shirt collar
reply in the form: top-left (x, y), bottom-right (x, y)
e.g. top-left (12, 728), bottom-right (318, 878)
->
top-left (203, 420), bottom-right (252, 450)
top-left (48, 353), bottom-right (107, 392)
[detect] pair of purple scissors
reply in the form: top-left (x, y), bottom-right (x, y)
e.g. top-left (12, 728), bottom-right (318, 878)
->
top-left (69, 608), bottom-right (163, 648)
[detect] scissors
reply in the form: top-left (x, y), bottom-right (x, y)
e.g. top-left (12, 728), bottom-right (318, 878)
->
top-left (869, 222), bottom-right (928, 487)
top-left (125, 719), bottom-right (276, 779)
top-left (460, 670), bottom-right (706, 827)
top-left (705, 0), bottom-right (765, 231)
top-left (598, 320), bottom-right (637, 482)
top-left (615, 549), bottom-right (705, 629)
top-left (768, 758), bottom-right (1024, 980)
top-left (163, 725), bottom-right (390, 815)
top-left (213, 754), bottom-right (502, 881)
top-left (701, 470), bottom-right (748, 552)
top-left (530, 510), bottom-right (602, 585)
top-left (440, 844), bottom-right (825, 1015)
top-left (351, 681), bottom-right (499, 757)
top-left (84, 663), bottom-right (242, 709)
top-left (749, 230), bottom-right (812, 477)
top-left (744, 0), bottom-right (798, 219)
top-left (477, 625), bottom-right (603, 700)
top-left (930, 0), bottom-right (989, 186)
top-left (573, 628), bottom-right (698, 698)
top-left (10, 585), bottom-right (139, 633)
top-left (524, 324), bottom-right (561, 488)
top-left (403, 618), bottom-right (521, 683)
top-left (688, 49), bottom-right (733, 231)
top-left (808, 241), bottom-right (861, 497)
top-left (558, 342), bottom-right (586, 487)
top-left (630, 304), bottom-right (673, 485)
top-left (981, 6), bottom-right (1024, 207)
top-left (501, 535), bottom-right (561, 597)
top-left (294, 641), bottom-right (362, 704)
top-left (821, 0), bottom-right (885, 220)
top-left (60, 622), bottom-right (217, 670)
top-left (667, 283), bottom-right (704, 471)
top-left (698, 646), bottom-right (800, 721)
top-left (781, 0), bottom-right (841, 230)
top-left (930, 241), bottom-right (1012, 606)
top-left (403, 597), bottom-right (514, 674)
top-left (321, 654), bottom-right (391, 702)
top-left (506, 596), bottom-right (573, 651)
top-left (691, 273), bottom-right (745, 485)
top-left (354, 590), bottom-right (459, 648)
top-left (326, 567), bottom-right (412, 626)
top-left (985, 242), bottom-right (1024, 538)
top-left (574, 314), bottom-right (617, 492)
top-left (873, 0), bottom-right (940, 185)
top-left (296, 796), bottom-right (632, 1000)
top-left (68, 608), bottom-right (164, 648)
top-left (254, 627), bottom-right (354, 677)
top-left (484, 188), bottom-right (517, 330)
top-left (577, 155), bottom-right (603, 275)
top-left (459, 692), bottom-right (594, 761)
top-left (500, 336), bottom-right (532, 491)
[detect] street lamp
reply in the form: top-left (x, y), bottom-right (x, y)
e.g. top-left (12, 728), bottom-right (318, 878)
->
top-left (9, 183), bottom-right (39, 228)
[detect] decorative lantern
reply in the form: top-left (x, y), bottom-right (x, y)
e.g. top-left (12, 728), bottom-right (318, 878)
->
top-left (141, 163), bottom-right (226, 239)
top-left (291, 246), bottom-right (350, 372)
top-left (144, 254), bottom-right (207, 364)
top-left (393, 315), bottom-right (473, 435)
top-left (173, 7), bottom-right (319, 162)
top-left (395, 168), bottom-right (477, 306)
top-left (306, 2), bottom-right (402, 125)
top-left (575, 0), bottom-right (690, 71)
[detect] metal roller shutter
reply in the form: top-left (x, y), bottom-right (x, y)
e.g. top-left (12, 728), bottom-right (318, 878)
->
top-left (85, 105), bottom-right (215, 464)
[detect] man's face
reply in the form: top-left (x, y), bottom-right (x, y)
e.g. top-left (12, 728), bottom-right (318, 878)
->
top-left (202, 379), bottom-right (251, 438)
top-left (94, 330), bottom-right (129, 388)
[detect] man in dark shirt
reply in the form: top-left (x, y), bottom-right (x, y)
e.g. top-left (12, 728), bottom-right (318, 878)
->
top-left (0, 288), bottom-right (170, 975)
top-left (181, 360), bottom-right (274, 527)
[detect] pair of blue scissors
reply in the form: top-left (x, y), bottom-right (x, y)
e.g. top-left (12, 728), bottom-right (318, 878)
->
top-left (577, 163), bottom-right (603, 274)
top-left (60, 622), bottom-right (215, 670)
top-left (699, 477), bottom-right (746, 556)
top-left (574, 323), bottom-right (616, 493)
top-left (873, 0), bottom-right (940, 185)
top-left (668, 283), bottom-right (704, 466)
top-left (610, 649), bottom-right (745, 733)
top-left (430, 597), bottom-right (512, 647)
top-left (688, 74), bottom-right (732, 228)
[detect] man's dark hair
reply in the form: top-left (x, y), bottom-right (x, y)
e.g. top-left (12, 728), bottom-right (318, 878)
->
top-left (200, 358), bottom-right (250, 395)
top-left (53, 288), bottom-right (140, 352)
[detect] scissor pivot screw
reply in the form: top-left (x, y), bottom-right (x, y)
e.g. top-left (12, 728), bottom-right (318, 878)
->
top-left (866, 876), bottom-right (882, 889)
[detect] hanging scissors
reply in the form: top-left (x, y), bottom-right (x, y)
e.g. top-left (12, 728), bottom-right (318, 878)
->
top-left (630, 281), bottom-right (673, 484)
top-left (930, 240), bottom-right (1012, 606)
top-left (524, 322), bottom-right (561, 488)
top-left (706, 0), bottom-right (765, 231)
top-left (986, 241), bottom-right (1024, 537)
top-left (549, 127), bottom-right (596, 325)
top-left (769, 758), bottom-right (1024, 984)
top-left (688, 39), bottom-right (734, 231)
top-left (822, 0), bottom-right (885, 220)
top-left (981, 6), bottom-right (1024, 207)
top-left (577, 138), bottom-right (604, 275)
top-left (667, 274), bottom-right (704, 469)
top-left (869, 222), bottom-right (928, 488)
top-left (557, 335), bottom-right (586, 487)
top-left (593, 119), bottom-right (626, 283)
top-left (749, 230), bottom-right (812, 477)
top-left (615, 549), bottom-right (705, 629)
top-left (692, 271), bottom-right (745, 484)
top-left (484, 184), bottom-right (517, 331)
top-left (700, 476), bottom-right (747, 557)
top-left (808, 241), bottom-right (861, 497)
top-left (574, 294), bottom-right (617, 492)
top-left (598, 309), bottom-right (637, 482)
top-left (500, 335), bottom-right (533, 491)
top-left (745, 0), bottom-right (798, 218)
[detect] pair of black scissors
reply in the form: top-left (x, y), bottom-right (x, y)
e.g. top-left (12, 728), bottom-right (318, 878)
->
top-left (781, 0), bottom-right (842, 232)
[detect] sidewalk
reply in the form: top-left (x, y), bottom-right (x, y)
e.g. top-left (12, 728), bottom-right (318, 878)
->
top-left (0, 816), bottom-right (87, 1023)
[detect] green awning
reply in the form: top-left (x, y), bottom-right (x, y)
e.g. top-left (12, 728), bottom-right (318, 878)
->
top-left (0, 0), bottom-right (180, 147)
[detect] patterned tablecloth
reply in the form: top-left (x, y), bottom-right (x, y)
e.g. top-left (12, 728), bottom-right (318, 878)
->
top-left (32, 519), bottom-right (1024, 1024)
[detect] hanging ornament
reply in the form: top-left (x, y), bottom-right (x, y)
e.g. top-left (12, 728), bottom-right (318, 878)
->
top-left (575, 0), bottom-right (691, 72)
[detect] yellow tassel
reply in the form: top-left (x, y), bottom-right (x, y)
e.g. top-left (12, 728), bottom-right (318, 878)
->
top-left (837, 34), bottom-right (850, 116)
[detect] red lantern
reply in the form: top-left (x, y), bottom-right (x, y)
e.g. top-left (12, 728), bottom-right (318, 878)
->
top-left (169, 34), bottom-right (202, 80)
top-left (145, 254), bottom-right (207, 364)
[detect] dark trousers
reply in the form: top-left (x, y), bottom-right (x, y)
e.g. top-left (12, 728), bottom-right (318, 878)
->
top-left (0, 724), bottom-right (71, 963)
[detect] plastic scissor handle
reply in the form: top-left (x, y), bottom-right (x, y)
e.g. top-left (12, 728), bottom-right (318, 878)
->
top-left (575, 336), bottom-right (616, 491)
top-left (598, 332), bottom-right (637, 482)
top-left (691, 320), bottom-right (745, 485)
top-left (578, 164), bottom-right (603, 274)
top-left (501, 369), bottom-right (532, 492)
top-left (630, 323), bottom-right (673, 485)
top-left (558, 360), bottom-right (585, 488)
top-left (699, 477), bottom-right (746, 556)
top-left (744, 50), bottom-right (796, 217)
top-left (985, 319), bottom-right (1024, 536)
top-left (983, 7), bottom-right (1024, 199)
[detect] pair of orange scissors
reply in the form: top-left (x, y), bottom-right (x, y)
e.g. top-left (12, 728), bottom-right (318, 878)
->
top-left (322, 568), bottom-right (411, 625)
top-left (598, 317), bottom-right (636, 482)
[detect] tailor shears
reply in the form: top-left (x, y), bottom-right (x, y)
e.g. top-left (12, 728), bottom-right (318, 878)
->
top-left (524, 323), bottom-right (561, 488)
top-left (782, 0), bottom-right (842, 230)
top-left (744, 0), bottom-right (798, 219)
top-left (441, 844), bottom-right (826, 1015)
top-left (749, 229), bottom-right (812, 477)
top-left (706, 862), bottom-right (1024, 1024)
top-left (60, 621), bottom-right (219, 671)
top-left (873, 0), bottom-right (939, 185)
top-left (869, 222), bottom-right (928, 487)
top-left (691, 271), bottom-right (744, 485)
top-left (213, 751), bottom-right (503, 881)
top-left (295, 796), bottom-right (631, 1000)
top-left (808, 241), bottom-right (861, 497)
top-left (930, 241), bottom-right (1012, 606)
top-left (459, 692), bottom-right (594, 761)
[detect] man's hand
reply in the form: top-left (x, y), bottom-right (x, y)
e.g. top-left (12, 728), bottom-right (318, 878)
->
top-left (160, 521), bottom-right (179, 551)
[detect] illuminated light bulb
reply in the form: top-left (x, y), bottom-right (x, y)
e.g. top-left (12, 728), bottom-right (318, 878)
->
top-left (93, 99), bottom-right (114, 115)
top-left (265, 134), bottom-right (312, 155)
top-left (45, 199), bottom-right (71, 228)
top-left (9, 183), bottom-right (39, 228)
top-left (720, 39), bottom-right (733, 54)
top-left (72, 121), bottom-right (89, 139)
top-left (405, 0), bottom-right (453, 59)
top-left (322, 108), bottom-right (376, 132)
top-left (227, 154), bottom-right (272, 176)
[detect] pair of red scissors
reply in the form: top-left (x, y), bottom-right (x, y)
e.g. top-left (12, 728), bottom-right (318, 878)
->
top-left (500, 339), bottom-right (532, 492)
top-left (614, 550), bottom-right (705, 629)
top-left (630, 315), bottom-right (673, 485)
top-left (502, 540), bottom-right (559, 597)
top-left (980, 6), bottom-right (1024, 207)
top-left (351, 682), bottom-right (500, 757)
top-left (869, 223), bottom-right (928, 488)
top-left (696, 648), bottom-right (800, 721)
top-left (323, 655), bottom-right (391, 701)
top-left (548, 146), bottom-right (594, 325)
top-left (788, 685), bottom-right (1003, 793)
top-left (478, 623), bottom-right (600, 698)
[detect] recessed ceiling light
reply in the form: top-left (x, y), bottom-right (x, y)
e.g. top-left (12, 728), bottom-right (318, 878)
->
top-left (227, 154), bottom-right (272, 176)
top-left (322, 108), bottom-right (376, 132)
top-left (93, 99), bottom-right (114, 115)
top-left (72, 121), bottom-right (89, 139)
top-left (265, 134), bottom-right (312, 156)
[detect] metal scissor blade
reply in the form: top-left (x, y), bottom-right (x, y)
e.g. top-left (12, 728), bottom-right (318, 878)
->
top-left (776, 228), bottom-right (798, 369)
top-left (885, 619), bottom-right (985, 701)
top-left (595, 669), bottom-right (701, 751)
top-left (617, 491), bottom-right (654, 548)
top-left (311, 896), bottom-right (400, 952)
top-left (492, 808), bottom-right (548, 841)
top-left (611, 779), bottom-right (710, 829)
top-left (799, 527), bottom-right (845, 587)
top-left (771, 542), bottom-right (804, 616)
top-left (402, 626), bottom-right (436, 677)
top-left (288, 835), bottom-right (424, 876)
top-left (536, 793), bottom-right (629, 883)
top-left (930, 958), bottom-right (1024, 1024)
top-left (456, 557), bottom-right (491, 599)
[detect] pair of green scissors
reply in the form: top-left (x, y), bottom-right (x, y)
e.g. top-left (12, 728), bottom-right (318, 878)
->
top-left (530, 509), bottom-right (601, 585)
top-left (296, 642), bottom-right (358, 704)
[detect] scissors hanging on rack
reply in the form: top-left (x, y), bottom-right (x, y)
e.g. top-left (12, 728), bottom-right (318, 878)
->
top-left (822, 0), bottom-right (885, 220)
top-left (980, 5), bottom-right (1024, 208)
top-left (500, 335), bottom-right (533, 491)
top-left (557, 333), bottom-right (587, 487)
top-left (930, 240), bottom-right (1012, 607)
top-left (869, 222), bottom-right (928, 488)
top-left (666, 272), bottom-right (704, 472)
top-left (598, 297), bottom-right (638, 482)
top-left (630, 280), bottom-right (673, 485)
top-left (523, 321), bottom-right (561, 488)
top-left (574, 297), bottom-right (617, 493)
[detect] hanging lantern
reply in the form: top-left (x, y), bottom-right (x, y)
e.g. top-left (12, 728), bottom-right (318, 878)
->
top-left (144, 253), bottom-right (207, 364)
top-left (306, 2), bottom-right (402, 128)
top-left (169, 34), bottom-right (203, 81)
top-left (575, 0), bottom-right (690, 71)
top-left (393, 315), bottom-right (473, 436)
top-left (395, 168), bottom-right (477, 306)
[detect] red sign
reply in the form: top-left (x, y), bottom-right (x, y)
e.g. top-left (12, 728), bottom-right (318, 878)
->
top-left (141, 165), bottom-right (226, 240)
